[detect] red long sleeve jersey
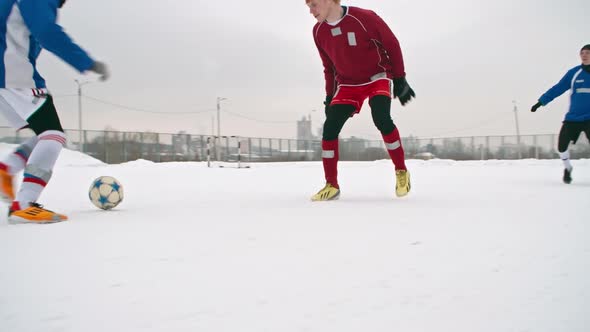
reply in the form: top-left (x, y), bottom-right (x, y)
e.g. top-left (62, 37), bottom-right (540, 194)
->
top-left (312, 6), bottom-right (406, 97)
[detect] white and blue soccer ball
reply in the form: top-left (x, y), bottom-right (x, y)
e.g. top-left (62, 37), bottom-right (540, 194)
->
top-left (89, 176), bottom-right (124, 210)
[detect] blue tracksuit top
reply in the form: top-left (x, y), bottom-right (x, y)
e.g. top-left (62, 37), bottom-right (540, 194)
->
top-left (539, 65), bottom-right (590, 122)
top-left (0, 0), bottom-right (94, 88)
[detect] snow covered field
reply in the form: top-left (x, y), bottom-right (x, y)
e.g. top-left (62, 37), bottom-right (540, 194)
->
top-left (1, 145), bottom-right (589, 332)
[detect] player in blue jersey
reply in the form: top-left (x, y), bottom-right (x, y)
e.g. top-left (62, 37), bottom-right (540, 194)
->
top-left (0, 0), bottom-right (108, 223)
top-left (531, 44), bottom-right (590, 184)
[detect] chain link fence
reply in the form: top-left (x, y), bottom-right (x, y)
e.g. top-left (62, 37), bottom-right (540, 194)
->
top-left (0, 127), bottom-right (588, 164)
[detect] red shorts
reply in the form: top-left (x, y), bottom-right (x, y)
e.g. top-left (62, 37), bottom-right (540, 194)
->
top-left (331, 79), bottom-right (392, 113)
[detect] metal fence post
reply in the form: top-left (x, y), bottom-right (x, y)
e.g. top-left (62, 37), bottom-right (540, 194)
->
top-left (123, 132), bottom-right (127, 162)
top-left (268, 138), bottom-right (273, 159)
top-left (82, 130), bottom-right (87, 153)
top-left (200, 135), bottom-right (205, 161)
top-left (103, 131), bottom-right (107, 162)
top-left (139, 132), bottom-right (144, 159)
top-left (479, 144), bottom-right (484, 160)
top-left (225, 136), bottom-right (230, 162)
top-left (206, 136), bottom-right (211, 167)
top-left (248, 138), bottom-right (252, 162)
top-left (534, 135), bottom-right (539, 159)
top-left (156, 133), bottom-right (161, 162)
top-left (186, 134), bottom-right (191, 161)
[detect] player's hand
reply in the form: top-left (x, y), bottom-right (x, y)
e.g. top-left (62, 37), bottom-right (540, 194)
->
top-left (530, 101), bottom-right (542, 112)
top-left (90, 61), bottom-right (109, 81)
top-left (324, 95), bottom-right (333, 116)
top-left (393, 77), bottom-right (415, 106)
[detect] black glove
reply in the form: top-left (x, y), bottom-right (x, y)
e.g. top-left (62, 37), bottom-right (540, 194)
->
top-left (324, 95), bottom-right (333, 116)
top-left (90, 61), bottom-right (110, 81)
top-left (530, 101), bottom-right (542, 112)
top-left (393, 77), bottom-right (415, 106)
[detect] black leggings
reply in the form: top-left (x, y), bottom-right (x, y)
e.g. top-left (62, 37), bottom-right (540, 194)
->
top-left (557, 120), bottom-right (590, 152)
top-left (322, 95), bottom-right (396, 141)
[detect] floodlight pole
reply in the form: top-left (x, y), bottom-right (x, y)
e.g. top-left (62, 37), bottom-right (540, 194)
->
top-left (513, 100), bottom-right (522, 159)
top-left (75, 79), bottom-right (93, 152)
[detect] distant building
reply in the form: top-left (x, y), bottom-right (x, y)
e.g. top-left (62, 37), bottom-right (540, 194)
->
top-left (172, 131), bottom-right (190, 154)
top-left (296, 115), bottom-right (318, 151)
top-left (297, 115), bottom-right (314, 141)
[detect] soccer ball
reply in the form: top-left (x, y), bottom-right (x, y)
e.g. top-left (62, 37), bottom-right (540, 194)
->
top-left (89, 176), bottom-right (124, 210)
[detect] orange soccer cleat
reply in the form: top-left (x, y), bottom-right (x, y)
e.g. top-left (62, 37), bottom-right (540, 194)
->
top-left (8, 202), bottom-right (68, 224)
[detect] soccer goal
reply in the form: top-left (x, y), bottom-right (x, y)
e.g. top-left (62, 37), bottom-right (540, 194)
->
top-left (206, 136), bottom-right (251, 168)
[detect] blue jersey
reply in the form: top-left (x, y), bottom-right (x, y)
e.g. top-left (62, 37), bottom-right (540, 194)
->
top-left (0, 0), bottom-right (94, 88)
top-left (539, 65), bottom-right (590, 122)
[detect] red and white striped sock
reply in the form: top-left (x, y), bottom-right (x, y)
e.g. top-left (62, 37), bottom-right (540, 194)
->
top-left (15, 131), bottom-right (66, 205)
top-left (322, 139), bottom-right (339, 188)
top-left (382, 128), bottom-right (407, 171)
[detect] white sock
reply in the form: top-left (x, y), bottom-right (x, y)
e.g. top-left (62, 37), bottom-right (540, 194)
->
top-left (558, 150), bottom-right (572, 171)
top-left (1, 136), bottom-right (38, 175)
top-left (15, 131), bottom-right (66, 206)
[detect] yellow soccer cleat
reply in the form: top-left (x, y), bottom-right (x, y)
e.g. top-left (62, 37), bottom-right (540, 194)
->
top-left (311, 183), bottom-right (340, 201)
top-left (8, 202), bottom-right (68, 224)
top-left (395, 169), bottom-right (411, 197)
top-left (0, 168), bottom-right (14, 202)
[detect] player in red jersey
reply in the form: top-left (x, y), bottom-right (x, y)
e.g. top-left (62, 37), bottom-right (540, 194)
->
top-left (306, 0), bottom-right (415, 201)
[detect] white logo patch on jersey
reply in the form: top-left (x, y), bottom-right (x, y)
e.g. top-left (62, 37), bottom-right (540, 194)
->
top-left (575, 80), bottom-right (584, 83)
top-left (331, 27), bottom-right (342, 36)
top-left (576, 88), bottom-right (590, 93)
top-left (347, 32), bottom-right (357, 46)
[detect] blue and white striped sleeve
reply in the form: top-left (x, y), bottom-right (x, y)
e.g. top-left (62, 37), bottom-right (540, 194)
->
top-left (17, 0), bottom-right (94, 73)
top-left (539, 69), bottom-right (575, 106)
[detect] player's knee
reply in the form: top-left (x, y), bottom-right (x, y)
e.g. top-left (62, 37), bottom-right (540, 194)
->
top-left (372, 117), bottom-right (395, 134)
top-left (369, 96), bottom-right (394, 133)
top-left (322, 104), bottom-right (355, 140)
top-left (557, 137), bottom-right (570, 153)
top-left (322, 120), bottom-right (341, 141)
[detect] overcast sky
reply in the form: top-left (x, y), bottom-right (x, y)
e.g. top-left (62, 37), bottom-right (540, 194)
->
top-left (7, 0), bottom-right (588, 140)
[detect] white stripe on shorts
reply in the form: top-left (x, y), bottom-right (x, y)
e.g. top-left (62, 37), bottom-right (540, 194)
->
top-left (0, 88), bottom-right (48, 128)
